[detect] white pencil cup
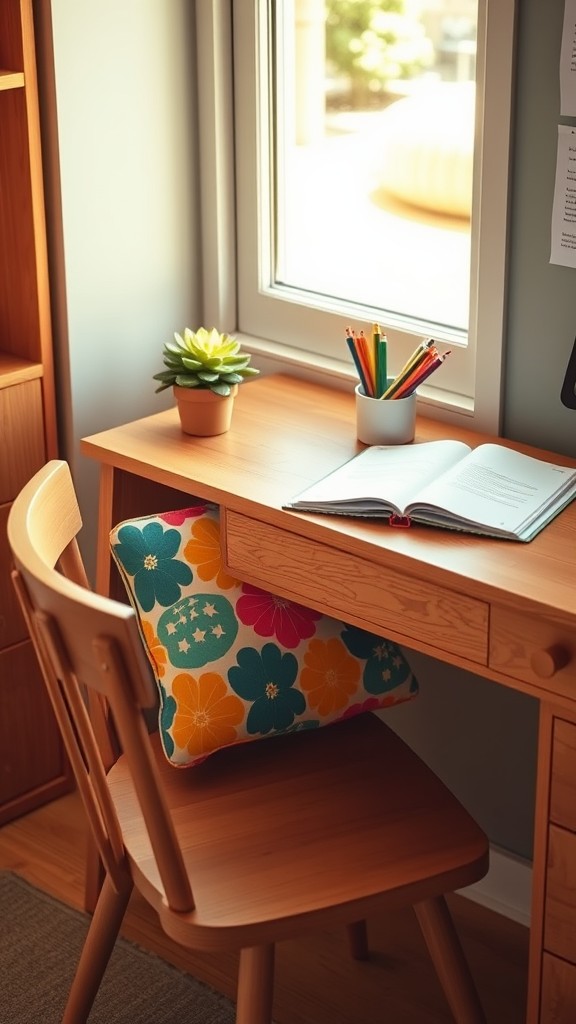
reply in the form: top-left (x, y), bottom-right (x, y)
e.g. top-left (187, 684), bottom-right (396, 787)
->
top-left (355, 383), bottom-right (416, 445)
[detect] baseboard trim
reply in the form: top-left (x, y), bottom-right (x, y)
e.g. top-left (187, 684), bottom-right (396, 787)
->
top-left (458, 844), bottom-right (532, 927)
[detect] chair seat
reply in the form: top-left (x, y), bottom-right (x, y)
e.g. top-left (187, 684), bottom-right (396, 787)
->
top-left (109, 713), bottom-right (488, 952)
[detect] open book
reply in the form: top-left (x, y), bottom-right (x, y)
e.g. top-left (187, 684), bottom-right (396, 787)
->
top-left (284, 440), bottom-right (576, 541)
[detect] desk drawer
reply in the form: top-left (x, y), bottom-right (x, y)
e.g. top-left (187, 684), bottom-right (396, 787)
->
top-left (550, 719), bottom-right (576, 832)
top-left (223, 511), bottom-right (488, 665)
top-left (541, 953), bottom-right (576, 1024)
top-left (489, 608), bottom-right (576, 700)
top-left (545, 824), bottom-right (576, 964)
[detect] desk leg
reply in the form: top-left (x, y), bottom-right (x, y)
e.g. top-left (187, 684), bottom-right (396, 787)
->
top-left (94, 466), bottom-right (192, 599)
top-left (94, 464), bottom-right (115, 597)
top-left (84, 826), bottom-right (105, 914)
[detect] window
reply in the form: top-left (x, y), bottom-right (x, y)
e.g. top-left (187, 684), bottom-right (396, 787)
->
top-left (196, 1), bottom-right (516, 432)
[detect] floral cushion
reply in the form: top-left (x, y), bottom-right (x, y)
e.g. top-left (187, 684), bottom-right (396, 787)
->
top-left (109, 504), bottom-right (418, 768)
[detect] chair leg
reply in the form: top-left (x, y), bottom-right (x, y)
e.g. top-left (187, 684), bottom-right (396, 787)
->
top-left (62, 871), bottom-right (133, 1024)
top-left (84, 833), bottom-right (105, 913)
top-left (414, 896), bottom-right (486, 1024)
top-left (236, 944), bottom-right (275, 1024)
top-left (347, 919), bottom-right (370, 960)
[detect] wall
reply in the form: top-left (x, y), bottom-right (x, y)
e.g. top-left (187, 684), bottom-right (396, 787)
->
top-left (391, 0), bottom-right (576, 867)
top-left (38, 0), bottom-right (575, 868)
top-left (505, 0), bottom-right (576, 456)
top-left (40, 0), bottom-right (200, 583)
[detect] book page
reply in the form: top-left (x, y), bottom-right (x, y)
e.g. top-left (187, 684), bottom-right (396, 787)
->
top-left (410, 443), bottom-right (576, 533)
top-left (289, 439), bottom-right (470, 512)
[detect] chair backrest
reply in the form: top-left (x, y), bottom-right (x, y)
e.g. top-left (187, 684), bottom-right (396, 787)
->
top-left (7, 461), bottom-right (194, 913)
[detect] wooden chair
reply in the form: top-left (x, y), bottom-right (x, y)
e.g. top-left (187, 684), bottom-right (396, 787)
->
top-left (7, 460), bottom-right (489, 1024)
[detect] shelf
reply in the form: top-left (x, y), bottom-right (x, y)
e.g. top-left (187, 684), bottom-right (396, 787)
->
top-left (0, 351), bottom-right (42, 388)
top-left (0, 69), bottom-right (24, 90)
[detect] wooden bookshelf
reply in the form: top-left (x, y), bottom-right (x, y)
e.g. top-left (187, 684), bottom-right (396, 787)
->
top-left (0, 0), bottom-right (72, 823)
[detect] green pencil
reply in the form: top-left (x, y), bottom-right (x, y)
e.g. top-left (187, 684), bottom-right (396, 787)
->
top-left (373, 323), bottom-right (387, 399)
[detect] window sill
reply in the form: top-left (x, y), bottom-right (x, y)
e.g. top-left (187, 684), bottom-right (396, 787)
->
top-left (238, 332), bottom-right (475, 425)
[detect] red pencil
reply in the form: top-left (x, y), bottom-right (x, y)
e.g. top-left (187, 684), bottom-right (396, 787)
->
top-left (394, 350), bottom-right (451, 399)
top-left (356, 331), bottom-right (376, 397)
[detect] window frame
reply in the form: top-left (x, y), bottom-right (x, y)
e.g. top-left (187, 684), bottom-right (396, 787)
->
top-left (195, 0), bottom-right (517, 434)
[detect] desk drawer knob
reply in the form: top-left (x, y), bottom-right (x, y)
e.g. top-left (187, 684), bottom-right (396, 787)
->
top-left (530, 645), bottom-right (571, 678)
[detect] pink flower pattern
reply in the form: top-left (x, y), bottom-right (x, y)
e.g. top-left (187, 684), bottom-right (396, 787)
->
top-left (160, 505), bottom-right (207, 526)
top-left (236, 583), bottom-right (322, 649)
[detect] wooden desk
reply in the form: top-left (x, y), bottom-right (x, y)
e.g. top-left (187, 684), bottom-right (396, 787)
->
top-left (82, 374), bottom-right (576, 1024)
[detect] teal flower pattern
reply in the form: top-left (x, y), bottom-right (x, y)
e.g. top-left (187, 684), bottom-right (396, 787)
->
top-left (113, 521), bottom-right (193, 612)
top-left (229, 643), bottom-right (306, 735)
top-left (158, 682), bottom-right (177, 758)
top-left (157, 593), bottom-right (238, 668)
top-left (341, 624), bottom-right (417, 696)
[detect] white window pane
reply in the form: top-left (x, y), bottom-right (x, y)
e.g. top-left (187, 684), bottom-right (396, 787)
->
top-left (276, 0), bottom-right (477, 336)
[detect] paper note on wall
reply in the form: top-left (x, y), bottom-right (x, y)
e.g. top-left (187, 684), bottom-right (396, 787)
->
top-left (550, 125), bottom-right (576, 269)
top-left (560, 0), bottom-right (576, 115)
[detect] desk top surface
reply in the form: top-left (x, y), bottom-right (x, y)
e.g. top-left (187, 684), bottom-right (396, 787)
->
top-left (81, 374), bottom-right (576, 624)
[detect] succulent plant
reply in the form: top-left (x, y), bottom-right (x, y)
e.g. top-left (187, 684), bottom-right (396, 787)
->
top-left (153, 326), bottom-right (259, 397)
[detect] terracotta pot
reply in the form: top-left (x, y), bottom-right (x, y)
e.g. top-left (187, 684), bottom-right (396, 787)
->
top-left (173, 384), bottom-right (238, 436)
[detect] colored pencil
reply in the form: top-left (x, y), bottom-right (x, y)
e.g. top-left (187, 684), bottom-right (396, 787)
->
top-left (379, 338), bottom-right (436, 400)
top-left (345, 332), bottom-right (371, 396)
top-left (356, 331), bottom-right (376, 397)
top-left (394, 350), bottom-right (451, 399)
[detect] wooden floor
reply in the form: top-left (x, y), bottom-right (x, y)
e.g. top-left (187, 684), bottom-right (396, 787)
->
top-left (0, 790), bottom-right (529, 1024)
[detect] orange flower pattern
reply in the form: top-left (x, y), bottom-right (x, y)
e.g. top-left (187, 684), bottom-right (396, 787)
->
top-left (183, 515), bottom-right (238, 590)
top-left (172, 671), bottom-right (245, 759)
top-left (141, 619), bottom-right (167, 678)
top-left (300, 637), bottom-right (362, 716)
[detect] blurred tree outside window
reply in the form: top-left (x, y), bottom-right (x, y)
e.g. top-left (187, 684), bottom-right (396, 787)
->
top-left (325, 0), bottom-right (436, 109)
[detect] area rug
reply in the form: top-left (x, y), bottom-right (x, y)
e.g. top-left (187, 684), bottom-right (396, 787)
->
top-left (0, 872), bottom-right (236, 1024)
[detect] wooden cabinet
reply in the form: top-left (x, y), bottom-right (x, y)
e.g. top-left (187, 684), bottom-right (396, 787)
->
top-left (531, 714), bottom-right (576, 1023)
top-left (545, 719), bottom-right (576, 970)
top-left (0, 0), bottom-right (72, 824)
